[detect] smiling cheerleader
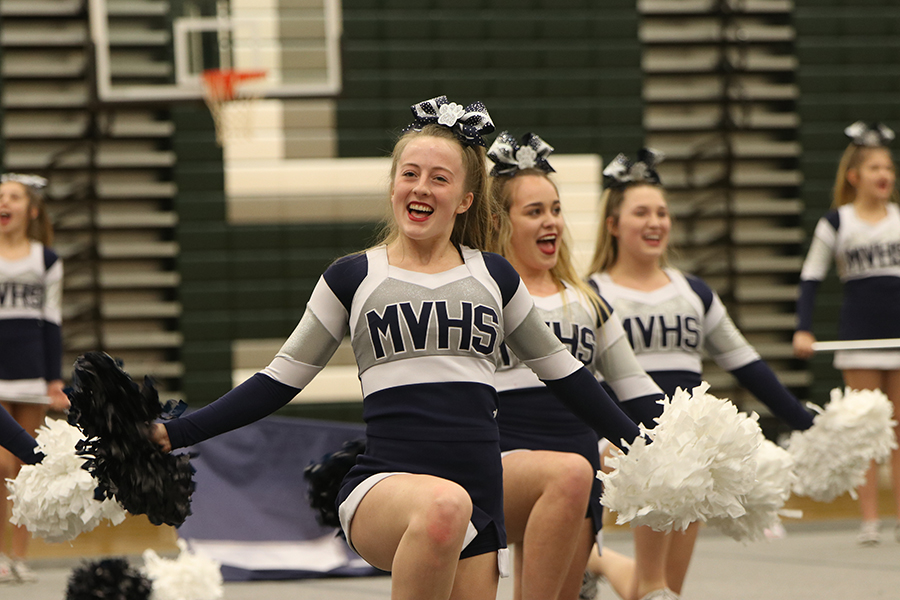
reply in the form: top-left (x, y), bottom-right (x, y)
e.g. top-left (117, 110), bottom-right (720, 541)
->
top-left (793, 122), bottom-right (900, 545)
top-left (150, 97), bottom-right (643, 600)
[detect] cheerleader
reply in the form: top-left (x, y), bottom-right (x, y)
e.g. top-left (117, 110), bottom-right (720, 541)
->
top-left (0, 173), bottom-right (68, 583)
top-left (583, 150), bottom-right (813, 600)
top-left (487, 133), bottom-right (664, 600)
top-left (793, 121), bottom-right (900, 545)
top-left (151, 97), bottom-right (641, 600)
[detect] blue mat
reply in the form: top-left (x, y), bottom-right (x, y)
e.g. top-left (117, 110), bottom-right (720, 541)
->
top-left (176, 415), bottom-right (383, 581)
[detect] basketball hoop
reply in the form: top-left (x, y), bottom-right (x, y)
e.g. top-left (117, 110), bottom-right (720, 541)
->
top-left (201, 68), bottom-right (267, 145)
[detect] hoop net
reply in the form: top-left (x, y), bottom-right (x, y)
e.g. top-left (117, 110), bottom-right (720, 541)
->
top-left (202, 68), bottom-right (267, 145)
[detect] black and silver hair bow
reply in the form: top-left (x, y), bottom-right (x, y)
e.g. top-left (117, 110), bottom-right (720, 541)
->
top-left (403, 96), bottom-right (495, 147)
top-left (487, 131), bottom-right (555, 176)
top-left (1, 173), bottom-right (48, 189)
top-left (602, 148), bottom-right (665, 189)
top-left (844, 121), bottom-right (895, 147)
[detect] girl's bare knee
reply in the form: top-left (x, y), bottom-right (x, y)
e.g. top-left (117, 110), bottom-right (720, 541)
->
top-left (552, 454), bottom-right (594, 502)
top-left (418, 481), bottom-right (473, 550)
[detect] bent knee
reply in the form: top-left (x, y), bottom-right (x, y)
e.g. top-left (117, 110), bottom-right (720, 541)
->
top-left (415, 481), bottom-right (473, 548)
top-left (552, 454), bottom-right (595, 500)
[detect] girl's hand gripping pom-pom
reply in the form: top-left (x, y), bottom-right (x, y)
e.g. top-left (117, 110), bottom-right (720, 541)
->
top-left (67, 351), bottom-right (195, 527)
top-left (599, 382), bottom-right (762, 532)
top-left (143, 539), bottom-right (224, 600)
top-left (66, 557), bottom-right (152, 600)
top-left (304, 438), bottom-right (366, 528)
top-left (6, 417), bottom-right (127, 542)
top-left (707, 437), bottom-right (798, 543)
top-left (788, 386), bottom-right (898, 503)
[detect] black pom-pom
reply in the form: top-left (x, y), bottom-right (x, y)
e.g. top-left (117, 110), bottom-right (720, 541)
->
top-left (65, 558), bottom-right (152, 600)
top-left (304, 438), bottom-right (366, 528)
top-left (67, 352), bottom-right (195, 526)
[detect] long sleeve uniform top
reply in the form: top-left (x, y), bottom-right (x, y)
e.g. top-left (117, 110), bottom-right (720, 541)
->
top-left (165, 246), bottom-right (641, 450)
top-left (796, 203), bottom-right (900, 340)
top-left (495, 283), bottom-right (664, 424)
top-left (0, 241), bottom-right (63, 400)
top-left (590, 269), bottom-right (812, 431)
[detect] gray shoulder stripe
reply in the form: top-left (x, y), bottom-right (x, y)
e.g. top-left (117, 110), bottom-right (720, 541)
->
top-left (278, 307), bottom-right (343, 368)
top-left (505, 307), bottom-right (564, 362)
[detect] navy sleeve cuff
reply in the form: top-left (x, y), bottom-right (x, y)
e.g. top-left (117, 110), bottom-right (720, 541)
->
top-left (619, 394), bottom-right (665, 429)
top-left (543, 367), bottom-right (641, 448)
top-left (166, 373), bottom-right (300, 449)
top-left (43, 322), bottom-right (63, 381)
top-left (731, 361), bottom-right (814, 431)
top-left (795, 280), bottom-right (819, 332)
top-left (1, 408), bottom-right (41, 464)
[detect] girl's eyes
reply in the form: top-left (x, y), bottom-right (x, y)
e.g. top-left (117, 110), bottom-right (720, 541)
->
top-left (630, 208), bottom-right (668, 218)
top-left (400, 171), bottom-right (449, 182)
top-left (524, 205), bottom-right (560, 217)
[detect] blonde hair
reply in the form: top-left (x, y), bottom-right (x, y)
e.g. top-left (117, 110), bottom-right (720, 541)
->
top-left (373, 124), bottom-right (491, 251)
top-left (490, 169), bottom-right (608, 320)
top-left (2, 178), bottom-right (54, 245)
top-left (588, 183), bottom-right (670, 276)
top-left (831, 144), bottom-right (900, 208)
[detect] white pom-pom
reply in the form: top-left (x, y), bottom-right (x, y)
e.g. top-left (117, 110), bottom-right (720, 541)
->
top-left (600, 382), bottom-right (761, 532)
top-left (6, 417), bottom-right (127, 542)
top-left (143, 539), bottom-right (223, 600)
top-left (789, 387), bottom-right (897, 503)
top-left (708, 438), bottom-right (798, 543)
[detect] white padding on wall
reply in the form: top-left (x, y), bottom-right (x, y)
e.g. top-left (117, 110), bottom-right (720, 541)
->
top-left (227, 157), bottom-right (391, 197)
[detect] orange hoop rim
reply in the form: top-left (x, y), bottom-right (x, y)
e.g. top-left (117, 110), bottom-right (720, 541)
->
top-left (202, 68), bottom-right (267, 101)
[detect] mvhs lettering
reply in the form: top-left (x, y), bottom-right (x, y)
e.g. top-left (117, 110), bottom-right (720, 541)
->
top-left (499, 322), bottom-right (595, 367)
top-left (366, 301), bottom-right (498, 359)
top-left (843, 241), bottom-right (900, 273)
top-left (550, 322), bottom-right (594, 365)
top-left (621, 314), bottom-right (700, 352)
top-left (0, 282), bottom-right (44, 309)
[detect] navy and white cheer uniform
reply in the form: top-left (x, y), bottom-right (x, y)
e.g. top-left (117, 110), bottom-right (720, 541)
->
top-left (0, 241), bottom-right (63, 402)
top-left (164, 245), bottom-right (640, 575)
top-left (797, 203), bottom-right (900, 370)
top-left (495, 284), bottom-right (664, 544)
top-left (590, 269), bottom-right (813, 430)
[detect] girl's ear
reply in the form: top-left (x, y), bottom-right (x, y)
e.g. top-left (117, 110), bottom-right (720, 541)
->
top-left (846, 167), bottom-right (859, 188)
top-left (606, 214), bottom-right (619, 237)
top-left (29, 204), bottom-right (39, 221)
top-left (456, 192), bottom-right (474, 214)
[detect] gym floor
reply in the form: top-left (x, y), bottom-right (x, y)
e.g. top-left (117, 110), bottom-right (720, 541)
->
top-left (16, 490), bottom-right (900, 600)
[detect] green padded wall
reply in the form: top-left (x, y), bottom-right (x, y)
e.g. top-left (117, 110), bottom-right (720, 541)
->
top-left (795, 0), bottom-right (900, 400)
top-left (337, 0), bottom-right (644, 161)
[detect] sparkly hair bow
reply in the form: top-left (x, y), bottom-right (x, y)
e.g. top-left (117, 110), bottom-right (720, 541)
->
top-left (404, 96), bottom-right (495, 147)
top-left (844, 121), bottom-right (895, 147)
top-left (1, 173), bottom-right (48, 189)
top-left (602, 148), bottom-right (665, 188)
top-left (487, 131), bottom-right (555, 176)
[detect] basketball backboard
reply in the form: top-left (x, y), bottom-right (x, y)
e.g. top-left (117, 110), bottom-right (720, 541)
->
top-left (87, 0), bottom-right (342, 103)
